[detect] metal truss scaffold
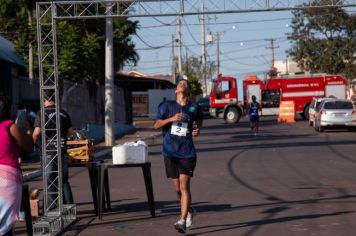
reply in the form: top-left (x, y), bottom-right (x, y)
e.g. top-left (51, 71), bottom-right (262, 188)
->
top-left (35, 2), bottom-right (76, 236)
top-left (37, 0), bottom-right (356, 19)
top-left (35, 0), bottom-right (356, 235)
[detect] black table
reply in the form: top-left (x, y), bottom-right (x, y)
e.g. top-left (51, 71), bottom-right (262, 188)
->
top-left (94, 161), bottom-right (155, 220)
top-left (86, 161), bottom-right (111, 215)
top-left (21, 184), bottom-right (33, 236)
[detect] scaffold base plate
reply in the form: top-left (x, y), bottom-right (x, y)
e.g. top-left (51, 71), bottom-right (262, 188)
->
top-left (33, 204), bottom-right (76, 236)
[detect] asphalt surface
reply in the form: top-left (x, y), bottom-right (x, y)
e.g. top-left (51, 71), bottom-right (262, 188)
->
top-left (14, 116), bottom-right (356, 236)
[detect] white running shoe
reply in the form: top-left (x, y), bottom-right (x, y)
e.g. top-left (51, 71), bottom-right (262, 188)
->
top-left (186, 207), bottom-right (196, 228)
top-left (174, 218), bottom-right (186, 234)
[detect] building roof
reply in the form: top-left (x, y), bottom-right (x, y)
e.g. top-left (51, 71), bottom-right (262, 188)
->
top-left (116, 71), bottom-right (175, 91)
top-left (124, 70), bottom-right (173, 82)
top-left (0, 35), bottom-right (26, 67)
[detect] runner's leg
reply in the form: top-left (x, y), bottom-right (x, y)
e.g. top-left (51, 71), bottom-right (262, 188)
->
top-left (179, 174), bottom-right (191, 220)
top-left (172, 178), bottom-right (181, 201)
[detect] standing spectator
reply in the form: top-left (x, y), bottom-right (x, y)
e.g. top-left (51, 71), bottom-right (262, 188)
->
top-left (15, 104), bottom-right (30, 135)
top-left (0, 95), bottom-right (33, 236)
top-left (15, 104), bottom-right (32, 162)
top-left (32, 90), bottom-right (74, 208)
top-left (248, 95), bottom-right (261, 136)
top-left (154, 79), bottom-right (203, 234)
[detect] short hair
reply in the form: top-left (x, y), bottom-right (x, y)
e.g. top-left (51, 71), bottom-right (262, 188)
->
top-left (176, 79), bottom-right (191, 90)
top-left (251, 95), bottom-right (256, 100)
top-left (0, 95), bottom-right (11, 122)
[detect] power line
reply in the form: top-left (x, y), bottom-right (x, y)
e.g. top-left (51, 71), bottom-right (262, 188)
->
top-left (181, 17), bottom-right (202, 46)
top-left (139, 17), bottom-right (293, 29)
top-left (214, 38), bottom-right (288, 57)
top-left (138, 58), bottom-right (172, 63)
top-left (135, 33), bottom-right (172, 49)
top-left (220, 52), bottom-right (269, 66)
top-left (135, 35), bottom-right (289, 50)
top-left (138, 9), bottom-right (356, 29)
top-left (138, 3), bottom-right (177, 26)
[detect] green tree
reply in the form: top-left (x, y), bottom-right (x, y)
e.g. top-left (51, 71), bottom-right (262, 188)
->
top-left (287, 0), bottom-right (356, 81)
top-left (0, 1), bottom-right (139, 85)
top-left (186, 71), bottom-right (203, 96)
top-left (0, 0), bottom-right (36, 81)
top-left (57, 18), bottom-right (139, 86)
top-left (182, 56), bottom-right (215, 96)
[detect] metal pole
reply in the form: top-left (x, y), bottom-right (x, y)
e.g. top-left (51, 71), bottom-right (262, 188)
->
top-left (28, 8), bottom-right (34, 83)
top-left (105, 2), bottom-right (115, 146)
top-left (216, 32), bottom-right (220, 78)
top-left (177, 15), bottom-right (182, 75)
top-left (271, 39), bottom-right (275, 67)
top-left (265, 0), bottom-right (270, 8)
top-left (171, 34), bottom-right (176, 83)
top-left (201, 1), bottom-right (207, 95)
top-left (265, 38), bottom-right (279, 68)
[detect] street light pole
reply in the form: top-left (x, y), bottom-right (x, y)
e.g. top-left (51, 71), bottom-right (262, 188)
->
top-left (216, 32), bottom-right (220, 79)
top-left (200, 1), bottom-right (207, 95)
top-left (177, 15), bottom-right (182, 75)
top-left (105, 2), bottom-right (115, 146)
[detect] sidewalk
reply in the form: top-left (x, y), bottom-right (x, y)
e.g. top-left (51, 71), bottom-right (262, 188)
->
top-left (21, 121), bottom-right (161, 182)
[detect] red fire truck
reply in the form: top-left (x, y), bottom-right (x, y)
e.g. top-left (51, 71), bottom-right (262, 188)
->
top-left (209, 74), bottom-right (347, 123)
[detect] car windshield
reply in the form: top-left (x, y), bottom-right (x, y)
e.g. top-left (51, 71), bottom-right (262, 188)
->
top-left (324, 101), bottom-right (353, 110)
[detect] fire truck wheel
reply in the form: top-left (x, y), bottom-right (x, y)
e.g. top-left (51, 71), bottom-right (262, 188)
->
top-left (302, 105), bottom-right (310, 120)
top-left (225, 107), bottom-right (240, 124)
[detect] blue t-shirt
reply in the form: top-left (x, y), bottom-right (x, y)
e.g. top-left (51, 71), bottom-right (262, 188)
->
top-left (248, 102), bottom-right (260, 117)
top-left (156, 100), bottom-right (203, 158)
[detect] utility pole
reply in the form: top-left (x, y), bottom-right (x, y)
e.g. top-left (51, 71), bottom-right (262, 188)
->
top-left (216, 32), bottom-right (220, 79)
top-left (105, 2), bottom-right (114, 146)
top-left (185, 48), bottom-right (189, 74)
top-left (200, 1), bottom-right (207, 95)
top-left (171, 34), bottom-right (176, 83)
top-left (177, 11), bottom-right (183, 76)
top-left (265, 0), bottom-right (270, 8)
top-left (265, 38), bottom-right (279, 68)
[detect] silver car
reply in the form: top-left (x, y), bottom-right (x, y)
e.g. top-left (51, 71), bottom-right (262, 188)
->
top-left (314, 99), bottom-right (356, 132)
top-left (308, 97), bottom-right (332, 126)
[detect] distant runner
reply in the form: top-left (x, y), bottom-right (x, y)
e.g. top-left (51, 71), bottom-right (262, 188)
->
top-left (248, 95), bottom-right (261, 136)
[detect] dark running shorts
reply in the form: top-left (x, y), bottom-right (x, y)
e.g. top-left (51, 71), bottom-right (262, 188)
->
top-left (164, 157), bottom-right (197, 178)
top-left (249, 115), bottom-right (259, 122)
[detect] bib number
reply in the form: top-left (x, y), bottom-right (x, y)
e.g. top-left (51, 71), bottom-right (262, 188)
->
top-left (171, 122), bottom-right (188, 136)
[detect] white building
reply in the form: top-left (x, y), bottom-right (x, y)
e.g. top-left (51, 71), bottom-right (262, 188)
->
top-left (274, 59), bottom-right (303, 75)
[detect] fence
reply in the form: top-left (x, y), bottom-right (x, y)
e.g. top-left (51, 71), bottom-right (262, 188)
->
top-left (10, 77), bottom-right (132, 128)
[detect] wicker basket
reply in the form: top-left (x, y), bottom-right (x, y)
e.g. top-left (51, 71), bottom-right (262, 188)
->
top-left (67, 140), bottom-right (94, 164)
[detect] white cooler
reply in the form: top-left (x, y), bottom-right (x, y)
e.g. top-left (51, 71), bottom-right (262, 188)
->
top-left (112, 140), bottom-right (149, 164)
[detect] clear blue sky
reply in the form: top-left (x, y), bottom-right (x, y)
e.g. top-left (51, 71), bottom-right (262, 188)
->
top-left (123, 10), bottom-right (295, 79)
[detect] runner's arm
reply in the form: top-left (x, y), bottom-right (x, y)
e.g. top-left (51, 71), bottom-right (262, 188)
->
top-left (192, 119), bottom-right (203, 137)
top-left (32, 127), bottom-right (41, 144)
top-left (154, 113), bottom-right (184, 129)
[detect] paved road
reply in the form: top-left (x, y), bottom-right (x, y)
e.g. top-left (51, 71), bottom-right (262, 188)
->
top-left (15, 116), bottom-right (356, 235)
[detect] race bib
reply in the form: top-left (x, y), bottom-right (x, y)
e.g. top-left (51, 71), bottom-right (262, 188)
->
top-left (171, 122), bottom-right (188, 136)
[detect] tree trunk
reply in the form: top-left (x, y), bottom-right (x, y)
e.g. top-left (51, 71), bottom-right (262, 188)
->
top-left (28, 9), bottom-right (34, 83)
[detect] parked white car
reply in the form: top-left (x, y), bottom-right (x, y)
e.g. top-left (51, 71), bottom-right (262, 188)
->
top-left (308, 97), bottom-right (331, 126)
top-left (314, 99), bottom-right (356, 132)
